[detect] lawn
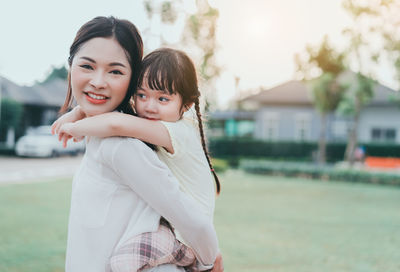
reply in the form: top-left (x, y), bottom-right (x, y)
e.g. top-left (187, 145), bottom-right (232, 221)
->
top-left (0, 170), bottom-right (399, 272)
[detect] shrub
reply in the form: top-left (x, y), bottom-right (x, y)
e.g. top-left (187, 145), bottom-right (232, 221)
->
top-left (209, 138), bottom-right (400, 162)
top-left (240, 159), bottom-right (400, 186)
top-left (211, 158), bottom-right (229, 173)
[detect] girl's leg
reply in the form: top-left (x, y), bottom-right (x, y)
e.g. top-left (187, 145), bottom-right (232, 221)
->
top-left (110, 218), bottom-right (196, 272)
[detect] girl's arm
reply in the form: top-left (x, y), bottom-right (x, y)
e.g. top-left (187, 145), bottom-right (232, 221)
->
top-left (59, 112), bottom-right (174, 153)
top-left (51, 105), bottom-right (86, 135)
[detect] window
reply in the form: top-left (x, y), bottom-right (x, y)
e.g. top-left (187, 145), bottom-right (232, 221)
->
top-left (295, 114), bottom-right (311, 141)
top-left (385, 129), bottom-right (396, 141)
top-left (262, 113), bottom-right (279, 140)
top-left (371, 128), bottom-right (397, 142)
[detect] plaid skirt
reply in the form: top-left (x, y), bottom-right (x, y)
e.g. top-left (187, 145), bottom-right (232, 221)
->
top-left (108, 218), bottom-right (197, 272)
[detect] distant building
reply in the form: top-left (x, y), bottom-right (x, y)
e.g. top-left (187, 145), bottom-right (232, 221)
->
top-left (0, 76), bottom-right (67, 143)
top-left (211, 75), bottom-right (400, 144)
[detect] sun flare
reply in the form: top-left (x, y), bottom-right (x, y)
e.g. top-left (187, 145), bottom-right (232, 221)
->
top-left (246, 16), bottom-right (270, 40)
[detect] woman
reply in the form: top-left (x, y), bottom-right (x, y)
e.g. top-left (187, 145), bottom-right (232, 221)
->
top-left (57, 16), bottom-right (218, 272)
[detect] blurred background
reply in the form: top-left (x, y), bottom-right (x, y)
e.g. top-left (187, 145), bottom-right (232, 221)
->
top-left (0, 0), bottom-right (400, 271)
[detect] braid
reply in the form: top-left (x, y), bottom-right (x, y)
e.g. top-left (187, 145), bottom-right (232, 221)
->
top-left (194, 98), bottom-right (221, 195)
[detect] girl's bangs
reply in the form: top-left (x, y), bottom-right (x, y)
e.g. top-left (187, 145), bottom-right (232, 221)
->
top-left (141, 60), bottom-right (178, 95)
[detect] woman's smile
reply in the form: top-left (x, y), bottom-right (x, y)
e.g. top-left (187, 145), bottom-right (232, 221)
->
top-left (84, 91), bottom-right (109, 104)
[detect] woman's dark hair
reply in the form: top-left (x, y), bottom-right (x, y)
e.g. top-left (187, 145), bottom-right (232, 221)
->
top-left (138, 48), bottom-right (221, 195)
top-left (60, 16), bottom-right (143, 115)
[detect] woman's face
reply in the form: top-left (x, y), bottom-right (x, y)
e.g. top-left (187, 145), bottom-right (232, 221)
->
top-left (70, 37), bottom-right (132, 117)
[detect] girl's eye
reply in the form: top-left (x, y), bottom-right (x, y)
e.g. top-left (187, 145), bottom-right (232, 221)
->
top-left (110, 70), bottom-right (123, 75)
top-left (159, 97), bottom-right (169, 102)
top-left (137, 93), bottom-right (146, 99)
top-left (80, 64), bottom-right (93, 70)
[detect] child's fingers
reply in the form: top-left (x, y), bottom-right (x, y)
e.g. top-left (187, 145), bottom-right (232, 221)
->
top-left (73, 136), bottom-right (84, 142)
top-left (62, 134), bottom-right (72, 148)
top-left (51, 122), bottom-right (57, 135)
top-left (58, 131), bottom-right (64, 141)
top-left (55, 121), bottom-right (63, 135)
top-left (63, 136), bottom-right (68, 148)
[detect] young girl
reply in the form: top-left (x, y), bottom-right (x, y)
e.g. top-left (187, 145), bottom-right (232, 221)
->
top-left (53, 48), bottom-right (223, 272)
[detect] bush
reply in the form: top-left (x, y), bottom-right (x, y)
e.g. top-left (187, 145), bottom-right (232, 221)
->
top-left (211, 158), bottom-right (229, 173)
top-left (240, 159), bottom-right (400, 186)
top-left (209, 138), bottom-right (400, 162)
top-left (209, 138), bottom-right (318, 160)
top-left (0, 143), bottom-right (15, 155)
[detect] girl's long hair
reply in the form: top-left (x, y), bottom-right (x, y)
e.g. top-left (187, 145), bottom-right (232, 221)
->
top-left (138, 48), bottom-right (221, 195)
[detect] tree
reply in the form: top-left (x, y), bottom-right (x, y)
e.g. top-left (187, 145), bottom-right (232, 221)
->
top-left (338, 73), bottom-right (374, 164)
top-left (295, 36), bottom-right (347, 163)
top-left (143, 0), bottom-right (220, 111)
top-left (342, 0), bottom-right (400, 84)
top-left (340, 0), bottom-right (382, 165)
top-left (40, 65), bottom-right (68, 84)
top-left (0, 98), bottom-right (23, 142)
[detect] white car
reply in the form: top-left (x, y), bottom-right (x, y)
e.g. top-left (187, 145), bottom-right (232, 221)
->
top-left (15, 126), bottom-right (85, 158)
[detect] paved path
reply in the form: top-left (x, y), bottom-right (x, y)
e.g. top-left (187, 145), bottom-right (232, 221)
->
top-left (0, 155), bottom-right (83, 185)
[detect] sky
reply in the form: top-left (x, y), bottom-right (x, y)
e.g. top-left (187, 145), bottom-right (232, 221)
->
top-left (0, 0), bottom-right (397, 108)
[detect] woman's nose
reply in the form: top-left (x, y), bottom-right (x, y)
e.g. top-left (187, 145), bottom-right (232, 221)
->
top-left (89, 71), bottom-right (107, 89)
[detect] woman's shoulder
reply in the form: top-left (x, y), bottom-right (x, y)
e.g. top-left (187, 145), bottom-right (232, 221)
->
top-left (99, 136), bottom-right (151, 153)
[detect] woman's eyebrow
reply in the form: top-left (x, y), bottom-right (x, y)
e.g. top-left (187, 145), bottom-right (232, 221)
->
top-left (80, 56), bottom-right (95, 63)
top-left (79, 57), bottom-right (127, 68)
top-left (109, 62), bottom-right (127, 68)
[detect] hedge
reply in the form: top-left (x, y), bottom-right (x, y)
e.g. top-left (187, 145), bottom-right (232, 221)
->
top-left (240, 159), bottom-right (400, 186)
top-left (209, 138), bottom-right (400, 162)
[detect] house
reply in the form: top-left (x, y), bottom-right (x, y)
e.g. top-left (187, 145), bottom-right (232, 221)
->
top-left (0, 76), bottom-right (68, 143)
top-left (211, 75), bottom-right (400, 144)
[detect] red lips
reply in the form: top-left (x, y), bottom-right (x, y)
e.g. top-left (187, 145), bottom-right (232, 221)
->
top-left (85, 92), bottom-right (108, 104)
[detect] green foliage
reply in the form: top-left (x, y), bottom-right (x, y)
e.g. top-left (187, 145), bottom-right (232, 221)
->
top-left (161, 1), bottom-right (177, 23)
top-left (209, 138), bottom-right (321, 160)
top-left (240, 159), bottom-right (400, 186)
top-left (40, 65), bottom-right (68, 84)
top-left (0, 98), bottom-right (23, 129)
top-left (188, 15), bottom-right (199, 41)
top-left (342, 0), bottom-right (400, 84)
top-left (296, 36), bottom-right (346, 80)
top-left (297, 37), bottom-right (347, 164)
top-left (143, 0), bottom-right (220, 110)
top-left (0, 98), bottom-right (23, 141)
top-left (211, 158), bottom-right (229, 172)
top-left (210, 138), bottom-right (400, 161)
top-left (310, 73), bottom-right (346, 114)
top-left (337, 72), bottom-right (375, 116)
top-left (144, 0), bottom-right (153, 17)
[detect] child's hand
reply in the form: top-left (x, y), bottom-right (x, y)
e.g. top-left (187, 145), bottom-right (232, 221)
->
top-left (51, 106), bottom-right (85, 135)
top-left (58, 123), bottom-right (85, 148)
top-left (211, 253), bottom-right (224, 272)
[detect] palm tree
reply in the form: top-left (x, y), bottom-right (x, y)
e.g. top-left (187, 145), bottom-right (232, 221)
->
top-left (311, 73), bottom-right (346, 163)
top-left (296, 36), bottom-right (347, 163)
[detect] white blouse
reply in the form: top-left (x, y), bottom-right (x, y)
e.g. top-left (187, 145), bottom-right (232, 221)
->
top-left (65, 136), bottom-right (218, 272)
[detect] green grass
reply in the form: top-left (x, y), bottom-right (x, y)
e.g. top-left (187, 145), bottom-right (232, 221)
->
top-left (0, 179), bottom-right (71, 272)
top-left (1, 171), bottom-right (400, 271)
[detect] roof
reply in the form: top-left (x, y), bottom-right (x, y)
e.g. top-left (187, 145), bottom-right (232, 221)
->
top-left (241, 74), bottom-right (398, 107)
top-left (0, 76), bottom-right (68, 107)
top-left (241, 80), bottom-right (313, 106)
top-left (210, 110), bottom-right (256, 120)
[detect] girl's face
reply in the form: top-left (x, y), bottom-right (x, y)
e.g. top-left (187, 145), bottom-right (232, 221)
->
top-left (70, 37), bottom-right (132, 117)
top-left (134, 80), bottom-right (183, 122)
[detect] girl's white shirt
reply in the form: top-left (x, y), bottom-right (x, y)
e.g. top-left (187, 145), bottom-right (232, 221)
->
top-left (65, 136), bottom-right (218, 272)
top-left (157, 112), bottom-right (216, 244)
